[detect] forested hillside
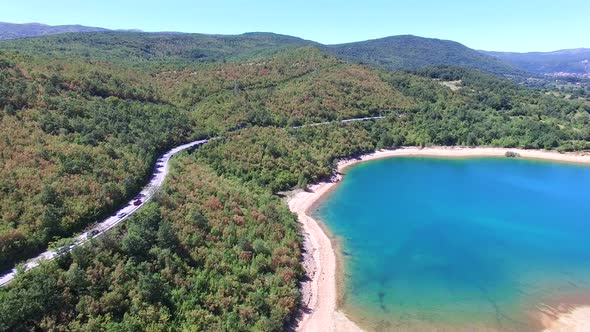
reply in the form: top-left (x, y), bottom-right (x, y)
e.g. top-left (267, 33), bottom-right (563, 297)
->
top-left (1, 31), bottom-right (523, 77)
top-left (0, 31), bottom-right (314, 64)
top-left (0, 158), bottom-right (301, 331)
top-left (0, 51), bottom-right (205, 271)
top-left (0, 32), bottom-right (589, 331)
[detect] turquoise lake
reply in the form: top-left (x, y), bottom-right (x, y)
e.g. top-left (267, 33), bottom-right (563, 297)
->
top-left (314, 156), bottom-right (590, 331)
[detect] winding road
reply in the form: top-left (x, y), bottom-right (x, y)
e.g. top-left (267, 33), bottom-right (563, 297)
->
top-left (0, 114), bottom-right (389, 287)
top-left (293, 115), bottom-right (385, 128)
top-left (0, 139), bottom-right (208, 287)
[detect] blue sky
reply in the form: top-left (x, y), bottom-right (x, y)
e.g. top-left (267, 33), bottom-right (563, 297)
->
top-left (2, 0), bottom-right (588, 52)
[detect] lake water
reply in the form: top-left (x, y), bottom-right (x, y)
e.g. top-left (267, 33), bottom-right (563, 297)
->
top-left (315, 156), bottom-right (590, 331)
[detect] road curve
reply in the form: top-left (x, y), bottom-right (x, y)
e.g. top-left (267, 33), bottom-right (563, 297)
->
top-left (292, 116), bottom-right (385, 129)
top-left (0, 114), bottom-right (390, 287)
top-left (0, 139), bottom-right (208, 287)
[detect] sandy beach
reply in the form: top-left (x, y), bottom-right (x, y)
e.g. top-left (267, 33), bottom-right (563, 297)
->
top-left (540, 306), bottom-right (590, 332)
top-left (287, 146), bottom-right (590, 332)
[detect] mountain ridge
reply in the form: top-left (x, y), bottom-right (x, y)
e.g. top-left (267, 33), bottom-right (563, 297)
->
top-left (481, 48), bottom-right (590, 76)
top-left (325, 34), bottom-right (521, 76)
top-left (2, 22), bottom-right (588, 79)
top-left (0, 26), bottom-right (521, 77)
top-left (0, 22), bottom-right (141, 39)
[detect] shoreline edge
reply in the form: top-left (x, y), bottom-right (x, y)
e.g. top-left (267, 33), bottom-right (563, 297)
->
top-left (287, 146), bottom-right (590, 332)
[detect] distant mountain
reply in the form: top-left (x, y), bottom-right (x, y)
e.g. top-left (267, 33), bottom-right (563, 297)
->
top-left (326, 35), bottom-right (520, 76)
top-left (0, 22), bottom-right (140, 40)
top-left (481, 49), bottom-right (590, 77)
top-left (0, 25), bottom-right (526, 77)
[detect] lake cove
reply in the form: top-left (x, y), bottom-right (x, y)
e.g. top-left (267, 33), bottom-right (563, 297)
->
top-left (315, 156), bottom-right (590, 331)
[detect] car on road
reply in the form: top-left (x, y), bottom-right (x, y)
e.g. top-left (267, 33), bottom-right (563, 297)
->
top-left (86, 229), bottom-right (100, 239)
top-left (55, 240), bottom-right (75, 255)
top-left (133, 199), bottom-right (142, 206)
top-left (117, 212), bottom-right (127, 218)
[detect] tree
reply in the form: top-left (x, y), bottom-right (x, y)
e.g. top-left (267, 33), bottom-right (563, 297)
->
top-left (297, 172), bottom-right (309, 190)
top-left (122, 203), bottom-right (161, 256)
top-left (156, 221), bottom-right (178, 250)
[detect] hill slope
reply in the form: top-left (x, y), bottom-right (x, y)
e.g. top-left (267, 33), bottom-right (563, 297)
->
top-left (0, 31), bottom-right (315, 63)
top-left (326, 35), bottom-right (520, 76)
top-left (481, 48), bottom-right (590, 76)
top-left (0, 25), bottom-right (521, 76)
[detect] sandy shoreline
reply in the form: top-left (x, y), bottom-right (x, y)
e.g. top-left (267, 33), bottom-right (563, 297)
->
top-left (287, 146), bottom-right (590, 332)
top-left (540, 306), bottom-right (590, 332)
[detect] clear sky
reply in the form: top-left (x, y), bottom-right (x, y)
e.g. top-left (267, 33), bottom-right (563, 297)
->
top-left (2, 0), bottom-right (588, 52)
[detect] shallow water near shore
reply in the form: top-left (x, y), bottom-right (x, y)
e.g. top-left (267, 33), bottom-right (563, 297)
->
top-left (315, 156), bottom-right (590, 331)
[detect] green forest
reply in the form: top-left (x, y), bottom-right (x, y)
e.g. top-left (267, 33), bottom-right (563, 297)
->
top-left (0, 32), bottom-right (589, 331)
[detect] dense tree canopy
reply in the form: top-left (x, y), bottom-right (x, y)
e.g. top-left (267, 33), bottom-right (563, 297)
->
top-left (0, 159), bottom-right (300, 331)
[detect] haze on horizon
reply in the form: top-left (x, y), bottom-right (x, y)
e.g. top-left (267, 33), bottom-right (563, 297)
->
top-left (2, 0), bottom-right (588, 53)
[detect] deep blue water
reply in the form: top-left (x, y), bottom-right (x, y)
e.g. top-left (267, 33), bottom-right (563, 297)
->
top-left (315, 156), bottom-right (590, 331)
